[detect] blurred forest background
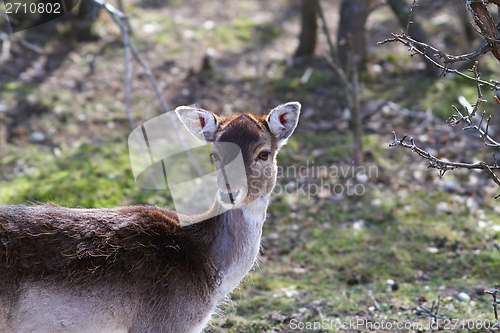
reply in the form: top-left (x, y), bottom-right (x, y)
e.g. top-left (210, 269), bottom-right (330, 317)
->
top-left (2, 0), bottom-right (500, 331)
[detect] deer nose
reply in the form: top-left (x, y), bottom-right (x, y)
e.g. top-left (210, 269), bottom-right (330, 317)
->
top-left (218, 189), bottom-right (241, 204)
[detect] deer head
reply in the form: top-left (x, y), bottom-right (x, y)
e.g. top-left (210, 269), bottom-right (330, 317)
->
top-left (175, 102), bottom-right (301, 209)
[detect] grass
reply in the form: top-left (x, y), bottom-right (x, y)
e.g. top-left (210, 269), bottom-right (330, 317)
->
top-left (0, 140), bottom-right (173, 208)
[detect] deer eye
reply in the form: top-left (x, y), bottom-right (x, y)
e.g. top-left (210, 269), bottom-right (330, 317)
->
top-left (258, 151), bottom-right (270, 161)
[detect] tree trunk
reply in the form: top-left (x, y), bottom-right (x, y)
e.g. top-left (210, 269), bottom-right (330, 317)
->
top-left (337, 0), bottom-right (369, 73)
top-left (295, 0), bottom-right (318, 57)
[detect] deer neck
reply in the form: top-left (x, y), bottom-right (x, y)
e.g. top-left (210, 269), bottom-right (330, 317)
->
top-left (208, 195), bottom-right (270, 297)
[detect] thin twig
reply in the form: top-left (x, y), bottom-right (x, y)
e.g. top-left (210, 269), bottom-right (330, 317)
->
top-left (109, 13), bottom-right (134, 130)
top-left (371, 295), bottom-right (381, 311)
top-left (485, 285), bottom-right (500, 331)
top-left (316, 0), bottom-right (354, 103)
top-left (390, 132), bottom-right (500, 197)
top-left (378, 33), bottom-right (499, 91)
top-left (127, 40), bottom-right (211, 202)
top-left (93, 0), bottom-right (212, 205)
top-left (415, 296), bottom-right (448, 321)
top-left (128, 43), bottom-right (171, 113)
top-left (315, 0), bottom-right (338, 67)
top-left (316, 0), bottom-right (353, 97)
top-left (323, 52), bottom-right (353, 96)
top-left (405, 0), bottom-right (417, 35)
top-left (19, 39), bottom-right (44, 55)
top-left (317, 0), bottom-right (362, 164)
top-left (446, 63), bottom-right (500, 148)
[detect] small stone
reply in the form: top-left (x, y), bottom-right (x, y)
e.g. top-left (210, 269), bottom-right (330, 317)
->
top-left (170, 67), bottom-right (181, 75)
top-left (183, 30), bottom-right (194, 39)
top-left (142, 23), bottom-right (160, 33)
top-left (352, 219), bottom-right (368, 230)
top-left (267, 233), bottom-right (279, 241)
top-left (458, 292), bottom-right (471, 302)
top-left (356, 173), bottom-right (369, 183)
top-left (30, 132), bottom-right (46, 143)
top-left (203, 20), bottom-right (216, 30)
top-left (284, 289), bottom-right (299, 298)
top-left (466, 197), bottom-right (479, 210)
top-left (443, 181), bottom-right (458, 192)
top-left (371, 64), bottom-right (382, 73)
top-left (478, 220), bottom-right (491, 228)
top-left (436, 201), bottom-right (452, 213)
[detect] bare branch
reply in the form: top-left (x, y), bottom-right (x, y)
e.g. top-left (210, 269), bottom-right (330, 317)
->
top-left (387, 56), bottom-right (500, 196)
top-left (323, 52), bottom-right (353, 96)
top-left (467, 1), bottom-right (500, 62)
top-left (391, 131), bottom-right (500, 196)
top-left (92, 0), bottom-right (212, 203)
top-left (389, 131), bottom-right (500, 173)
top-left (415, 296), bottom-right (448, 321)
top-left (315, 0), bottom-right (339, 68)
top-left (446, 63), bottom-right (500, 148)
top-left (406, 0), bottom-right (417, 35)
top-left (378, 33), bottom-right (500, 91)
top-left (378, 33), bottom-right (491, 65)
top-left (485, 285), bottom-right (500, 331)
top-left (317, 0), bottom-right (363, 164)
top-left (19, 39), bottom-right (44, 55)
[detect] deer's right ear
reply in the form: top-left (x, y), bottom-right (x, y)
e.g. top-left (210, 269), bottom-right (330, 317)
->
top-left (267, 102), bottom-right (301, 146)
top-left (175, 107), bottom-right (219, 142)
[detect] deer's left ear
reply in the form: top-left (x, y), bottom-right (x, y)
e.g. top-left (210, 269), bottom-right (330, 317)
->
top-left (267, 102), bottom-right (301, 144)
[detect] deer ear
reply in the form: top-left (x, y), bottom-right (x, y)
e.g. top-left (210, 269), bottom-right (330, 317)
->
top-left (175, 106), bottom-right (219, 142)
top-left (267, 102), bottom-right (301, 144)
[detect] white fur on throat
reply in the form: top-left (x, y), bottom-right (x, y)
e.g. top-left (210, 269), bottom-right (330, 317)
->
top-left (216, 196), bottom-right (269, 298)
top-left (241, 195), bottom-right (269, 229)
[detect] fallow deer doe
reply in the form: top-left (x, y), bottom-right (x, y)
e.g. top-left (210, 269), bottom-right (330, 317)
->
top-left (0, 102), bottom-right (301, 333)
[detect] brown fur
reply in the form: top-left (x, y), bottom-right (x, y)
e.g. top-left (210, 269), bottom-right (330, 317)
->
top-left (0, 204), bottom-right (222, 332)
top-left (0, 204), bottom-right (215, 287)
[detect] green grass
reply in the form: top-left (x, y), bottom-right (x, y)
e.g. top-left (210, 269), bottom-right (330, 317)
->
top-left (0, 140), bottom-right (173, 208)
